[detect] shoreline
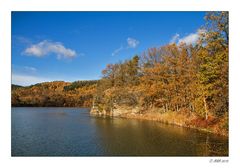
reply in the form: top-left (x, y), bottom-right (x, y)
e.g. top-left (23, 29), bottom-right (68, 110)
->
top-left (11, 106), bottom-right (91, 108)
top-left (117, 112), bottom-right (228, 137)
top-left (91, 106), bottom-right (228, 137)
top-left (12, 106), bottom-right (228, 137)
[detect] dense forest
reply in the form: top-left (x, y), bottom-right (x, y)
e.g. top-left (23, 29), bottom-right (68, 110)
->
top-left (91, 12), bottom-right (228, 135)
top-left (12, 12), bottom-right (228, 135)
top-left (12, 80), bottom-right (97, 107)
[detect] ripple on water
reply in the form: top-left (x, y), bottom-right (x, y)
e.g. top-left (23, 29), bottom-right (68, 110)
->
top-left (11, 107), bottom-right (228, 156)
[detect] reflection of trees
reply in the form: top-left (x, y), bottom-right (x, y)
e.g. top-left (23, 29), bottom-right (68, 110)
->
top-left (196, 134), bottom-right (228, 156)
top-left (91, 117), bottom-right (228, 156)
top-left (92, 118), bottom-right (154, 155)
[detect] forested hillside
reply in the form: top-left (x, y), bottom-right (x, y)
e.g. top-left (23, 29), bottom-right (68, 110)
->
top-left (91, 12), bottom-right (228, 135)
top-left (12, 80), bottom-right (97, 107)
top-left (11, 12), bottom-right (228, 135)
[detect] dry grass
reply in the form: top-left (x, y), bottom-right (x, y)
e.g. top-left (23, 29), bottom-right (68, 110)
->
top-left (120, 108), bottom-right (228, 136)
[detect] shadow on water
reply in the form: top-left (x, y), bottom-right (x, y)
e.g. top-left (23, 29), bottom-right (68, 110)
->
top-left (11, 107), bottom-right (228, 156)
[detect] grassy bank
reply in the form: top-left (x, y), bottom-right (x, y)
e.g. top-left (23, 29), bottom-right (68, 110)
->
top-left (119, 109), bottom-right (228, 137)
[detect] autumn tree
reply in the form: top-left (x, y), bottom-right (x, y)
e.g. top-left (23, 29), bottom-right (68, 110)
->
top-left (196, 12), bottom-right (228, 120)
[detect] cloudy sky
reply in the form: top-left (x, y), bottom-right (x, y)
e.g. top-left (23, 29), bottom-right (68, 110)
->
top-left (12, 12), bottom-right (205, 86)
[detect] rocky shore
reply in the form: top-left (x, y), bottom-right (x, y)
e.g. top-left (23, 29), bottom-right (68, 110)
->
top-left (90, 105), bottom-right (228, 137)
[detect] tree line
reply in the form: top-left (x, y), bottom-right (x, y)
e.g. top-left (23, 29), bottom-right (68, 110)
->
top-left (12, 80), bottom-right (97, 107)
top-left (12, 12), bottom-right (228, 126)
top-left (93, 12), bottom-right (228, 121)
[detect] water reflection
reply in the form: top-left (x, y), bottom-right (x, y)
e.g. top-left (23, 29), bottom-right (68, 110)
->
top-left (92, 117), bottom-right (228, 156)
top-left (12, 108), bottom-right (228, 156)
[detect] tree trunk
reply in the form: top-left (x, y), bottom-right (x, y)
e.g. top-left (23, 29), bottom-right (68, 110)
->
top-left (188, 103), bottom-right (191, 113)
top-left (203, 97), bottom-right (208, 120)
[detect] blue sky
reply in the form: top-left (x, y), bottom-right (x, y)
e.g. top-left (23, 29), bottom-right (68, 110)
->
top-left (12, 12), bottom-right (206, 86)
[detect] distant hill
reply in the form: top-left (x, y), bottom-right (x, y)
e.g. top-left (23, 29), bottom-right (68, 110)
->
top-left (11, 80), bottom-right (98, 107)
top-left (11, 84), bottom-right (23, 90)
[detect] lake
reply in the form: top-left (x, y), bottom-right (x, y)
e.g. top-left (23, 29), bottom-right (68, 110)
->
top-left (11, 107), bottom-right (228, 156)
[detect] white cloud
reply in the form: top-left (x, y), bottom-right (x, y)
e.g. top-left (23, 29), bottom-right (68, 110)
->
top-left (170, 29), bottom-right (206, 45)
top-left (178, 33), bottom-right (199, 45)
top-left (12, 74), bottom-right (51, 86)
top-left (127, 37), bottom-right (140, 48)
top-left (112, 37), bottom-right (140, 56)
top-left (24, 40), bottom-right (77, 59)
top-left (170, 33), bottom-right (180, 44)
top-left (112, 46), bottom-right (124, 56)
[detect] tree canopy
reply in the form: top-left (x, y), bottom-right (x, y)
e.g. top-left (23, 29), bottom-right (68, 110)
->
top-left (93, 12), bottom-right (228, 121)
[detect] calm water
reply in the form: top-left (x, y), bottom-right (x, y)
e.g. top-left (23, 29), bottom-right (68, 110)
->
top-left (12, 107), bottom-right (228, 156)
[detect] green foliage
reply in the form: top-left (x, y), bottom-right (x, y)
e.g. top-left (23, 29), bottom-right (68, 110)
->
top-left (197, 11), bottom-right (228, 118)
top-left (11, 84), bottom-right (23, 90)
top-left (64, 80), bottom-right (98, 91)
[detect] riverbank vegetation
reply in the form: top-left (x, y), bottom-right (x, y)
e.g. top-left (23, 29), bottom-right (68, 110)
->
top-left (92, 12), bottom-right (228, 135)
